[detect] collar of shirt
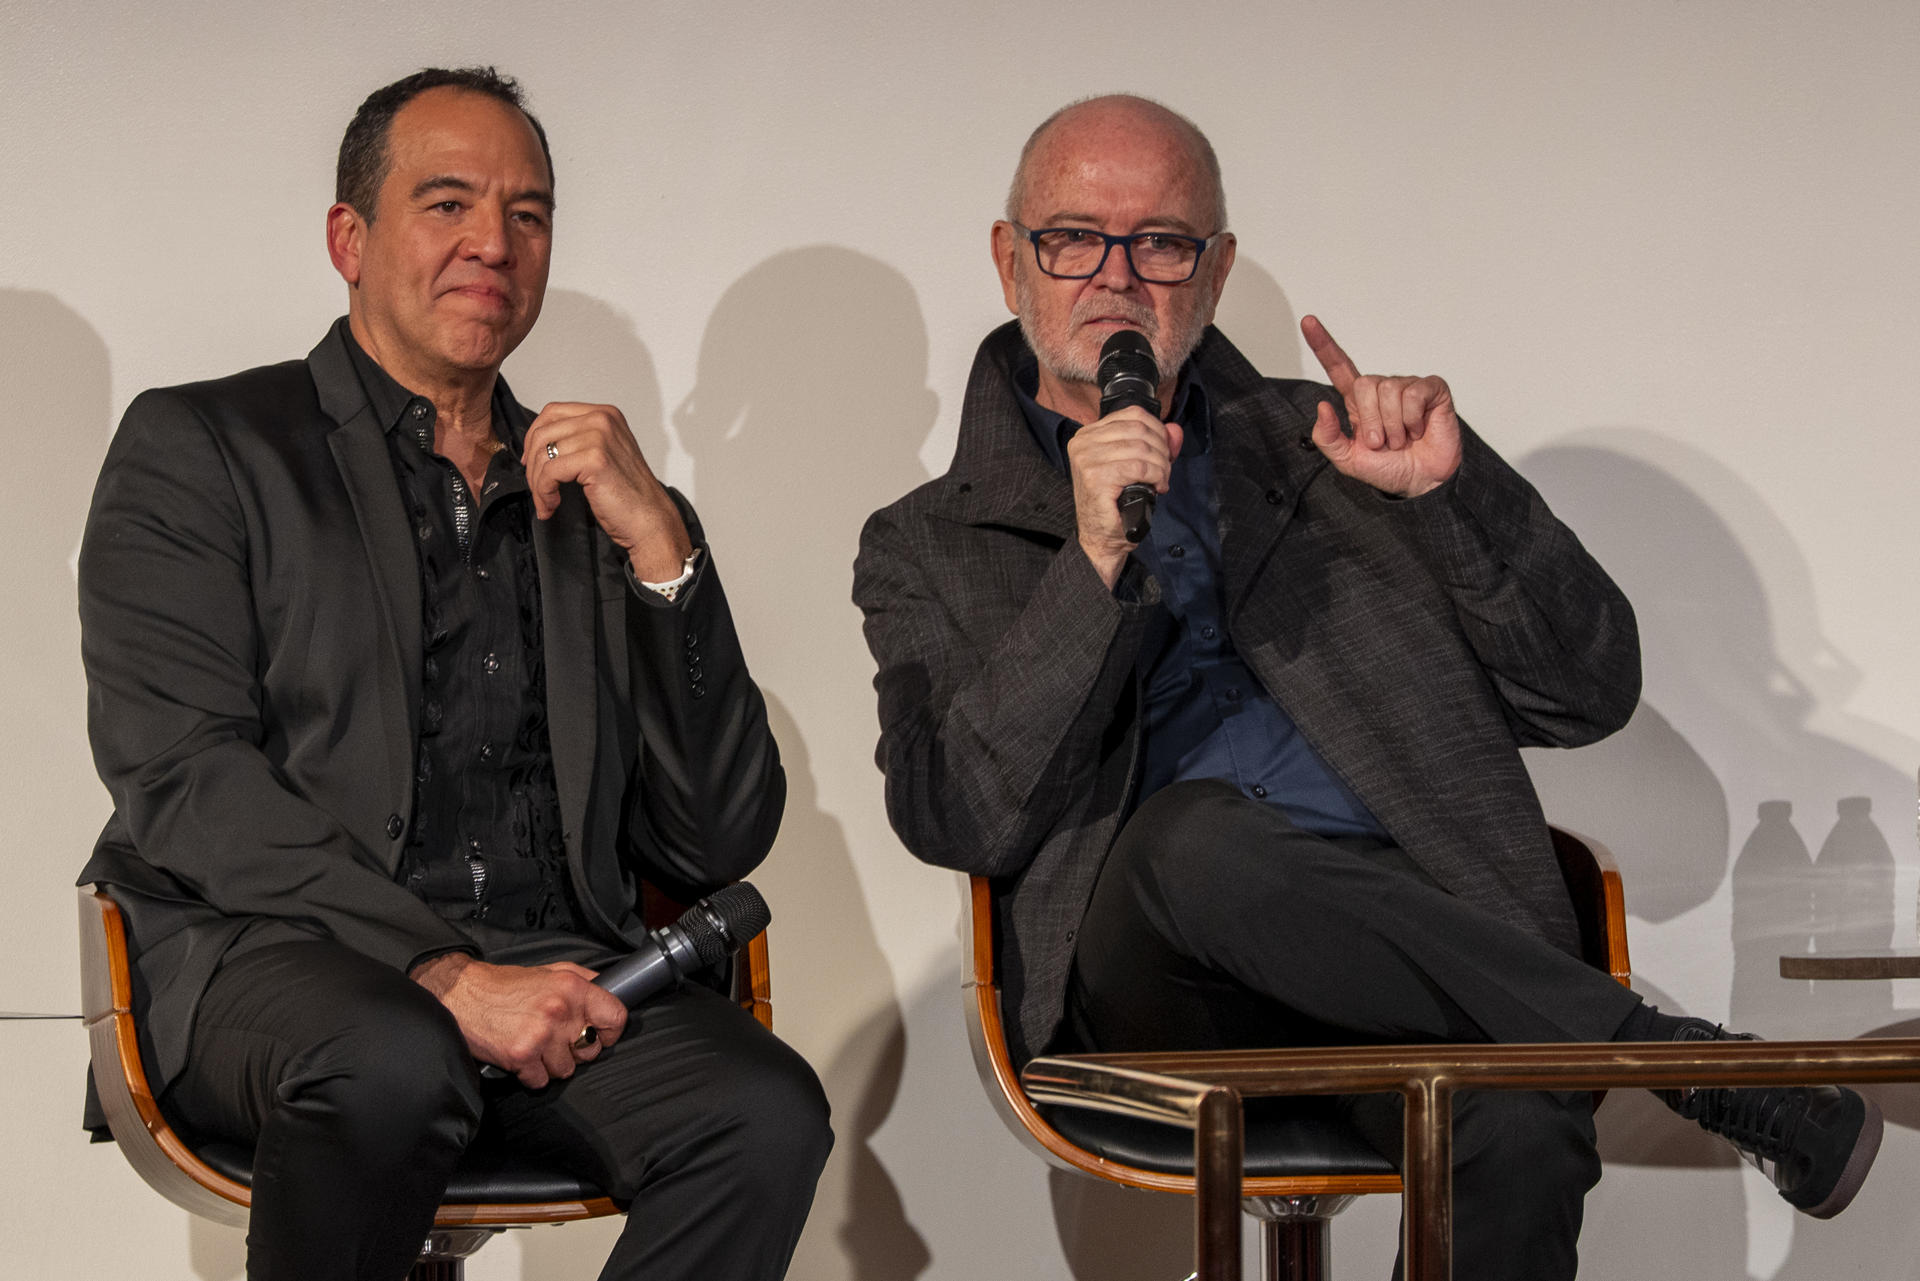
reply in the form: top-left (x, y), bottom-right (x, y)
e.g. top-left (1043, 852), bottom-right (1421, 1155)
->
top-left (334, 316), bottom-right (524, 457)
top-left (1011, 346), bottom-right (1212, 474)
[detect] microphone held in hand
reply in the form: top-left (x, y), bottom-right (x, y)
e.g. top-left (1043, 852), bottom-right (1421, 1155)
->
top-left (593, 882), bottom-right (771, 1007)
top-left (479, 883), bottom-right (770, 1081)
top-left (1096, 330), bottom-right (1160, 543)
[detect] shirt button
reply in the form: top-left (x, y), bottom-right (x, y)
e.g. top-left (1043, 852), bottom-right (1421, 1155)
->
top-left (1201, 625), bottom-right (1217, 640)
top-left (385, 813), bottom-right (404, 839)
top-left (411, 404), bottom-right (428, 420)
top-left (417, 525), bottom-right (432, 541)
top-left (1251, 784), bottom-right (1268, 799)
top-left (479, 743), bottom-right (495, 762)
top-left (475, 567), bottom-right (490, 580)
top-left (1225, 687), bottom-right (1242, 702)
top-left (1266, 489), bottom-right (1282, 504)
top-left (1169, 544), bottom-right (1185, 558)
top-left (483, 652), bottom-right (500, 674)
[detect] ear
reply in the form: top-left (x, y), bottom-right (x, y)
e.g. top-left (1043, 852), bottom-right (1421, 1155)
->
top-left (326, 202), bottom-right (367, 287)
top-left (1200, 232), bottom-right (1237, 326)
top-left (991, 220), bottom-right (1020, 316)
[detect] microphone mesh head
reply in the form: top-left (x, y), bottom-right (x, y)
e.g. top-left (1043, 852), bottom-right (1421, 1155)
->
top-left (1096, 330), bottom-right (1158, 417)
top-left (679, 883), bottom-right (772, 969)
top-left (1097, 328), bottom-right (1157, 378)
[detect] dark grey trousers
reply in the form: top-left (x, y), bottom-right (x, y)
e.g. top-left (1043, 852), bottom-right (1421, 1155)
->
top-left (1066, 779), bottom-right (1643, 1281)
top-left (162, 940), bottom-right (831, 1281)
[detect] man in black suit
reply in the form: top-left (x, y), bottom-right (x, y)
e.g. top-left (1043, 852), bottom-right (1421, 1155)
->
top-left (79, 67), bottom-right (829, 1281)
top-left (854, 94), bottom-right (1879, 1278)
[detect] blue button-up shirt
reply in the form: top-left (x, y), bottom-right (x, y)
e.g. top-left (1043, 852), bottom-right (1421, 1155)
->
top-left (1014, 354), bottom-right (1386, 839)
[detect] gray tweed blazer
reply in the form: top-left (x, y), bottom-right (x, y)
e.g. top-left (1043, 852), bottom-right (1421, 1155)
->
top-left (854, 321), bottom-right (1640, 1065)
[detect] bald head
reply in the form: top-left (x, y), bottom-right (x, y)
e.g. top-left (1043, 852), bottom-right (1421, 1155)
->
top-left (1005, 95), bottom-right (1228, 233)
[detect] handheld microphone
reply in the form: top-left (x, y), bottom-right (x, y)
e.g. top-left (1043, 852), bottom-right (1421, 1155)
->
top-left (479, 883), bottom-right (770, 1080)
top-left (1097, 330), bottom-right (1161, 543)
top-left (592, 882), bottom-right (771, 1007)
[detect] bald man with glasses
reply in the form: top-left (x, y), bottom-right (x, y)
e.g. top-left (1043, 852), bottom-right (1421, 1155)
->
top-left (854, 94), bottom-right (1880, 1279)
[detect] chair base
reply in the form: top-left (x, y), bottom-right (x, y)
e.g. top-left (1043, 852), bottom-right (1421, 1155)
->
top-left (1246, 1194), bottom-right (1356, 1281)
top-left (407, 1228), bottom-right (502, 1280)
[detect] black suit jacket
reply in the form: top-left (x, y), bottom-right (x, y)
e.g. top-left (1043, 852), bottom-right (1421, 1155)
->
top-left (79, 322), bottom-right (784, 1089)
top-left (855, 322), bottom-right (1640, 1064)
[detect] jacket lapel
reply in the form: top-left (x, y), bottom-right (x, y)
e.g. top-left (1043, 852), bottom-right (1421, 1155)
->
top-left (311, 331), bottom-right (422, 870)
top-left (945, 322), bottom-right (1080, 541)
top-left (1198, 333), bottom-right (1330, 618)
top-left (518, 397), bottom-right (598, 851)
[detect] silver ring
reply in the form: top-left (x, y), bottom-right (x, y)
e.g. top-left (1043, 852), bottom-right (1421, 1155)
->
top-left (545, 441), bottom-right (559, 461)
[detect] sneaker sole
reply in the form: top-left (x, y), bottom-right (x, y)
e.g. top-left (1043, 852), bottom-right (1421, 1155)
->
top-left (1801, 1094), bottom-right (1884, 1219)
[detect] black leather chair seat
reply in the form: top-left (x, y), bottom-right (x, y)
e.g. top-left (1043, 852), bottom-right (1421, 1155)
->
top-left (1041, 1096), bottom-right (1397, 1179)
top-left (194, 1139), bottom-right (615, 1204)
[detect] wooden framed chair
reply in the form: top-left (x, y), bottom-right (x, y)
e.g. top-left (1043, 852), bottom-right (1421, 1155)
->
top-left (78, 884), bottom-right (774, 1280)
top-left (964, 826), bottom-right (1631, 1281)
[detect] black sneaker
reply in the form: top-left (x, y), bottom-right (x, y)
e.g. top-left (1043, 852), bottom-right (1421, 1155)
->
top-left (1662, 1020), bottom-right (1883, 1218)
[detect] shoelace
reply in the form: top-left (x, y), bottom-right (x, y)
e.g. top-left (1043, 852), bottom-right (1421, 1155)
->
top-left (1680, 1083), bottom-right (1807, 1162)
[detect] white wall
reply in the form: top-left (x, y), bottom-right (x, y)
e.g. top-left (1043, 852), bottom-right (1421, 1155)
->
top-left (6, 2), bottom-right (1920, 1276)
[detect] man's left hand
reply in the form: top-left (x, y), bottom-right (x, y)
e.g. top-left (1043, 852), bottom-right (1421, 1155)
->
top-left (1302, 315), bottom-right (1462, 498)
top-left (523, 402), bottom-right (695, 580)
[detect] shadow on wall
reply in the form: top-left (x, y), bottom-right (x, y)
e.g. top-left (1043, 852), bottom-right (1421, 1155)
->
top-left (1211, 256), bottom-right (1305, 382)
top-left (3, 291), bottom-right (253, 1276)
top-left (502, 288), bottom-right (671, 467)
top-left (1520, 432), bottom-right (1910, 1032)
top-left (1519, 434), bottom-right (1918, 1280)
top-left (764, 693), bottom-right (931, 1281)
top-left (674, 246), bottom-right (936, 1281)
top-left (0, 290), bottom-right (176, 1258)
top-left (1048, 1168), bottom-right (1196, 1281)
top-left (3, 289), bottom-right (115, 1006)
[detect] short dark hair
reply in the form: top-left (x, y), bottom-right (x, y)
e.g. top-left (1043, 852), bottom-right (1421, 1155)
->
top-left (335, 66), bottom-right (553, 220)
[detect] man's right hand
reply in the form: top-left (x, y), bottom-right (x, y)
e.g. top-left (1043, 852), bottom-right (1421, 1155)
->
top-left (411, 953), bottom-right (629, 1089)
top-left (1065, 407), bottom-right (1185, 588)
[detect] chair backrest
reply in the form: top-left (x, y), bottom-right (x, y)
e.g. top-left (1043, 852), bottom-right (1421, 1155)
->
top-left (78, 884), bottom-right (773, 1229)
top-left (961, 825), bottom-right (1631, 1196)
top-left (1548, 827), bottom-right (1632, 987)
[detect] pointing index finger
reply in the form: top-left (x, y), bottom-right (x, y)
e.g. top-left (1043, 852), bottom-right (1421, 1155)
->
top-left (1301, 314), bottom-right (1360, 395)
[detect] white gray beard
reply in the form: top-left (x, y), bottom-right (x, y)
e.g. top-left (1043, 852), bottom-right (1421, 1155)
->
top-left (1015, 280), bottom-right (1208, 396)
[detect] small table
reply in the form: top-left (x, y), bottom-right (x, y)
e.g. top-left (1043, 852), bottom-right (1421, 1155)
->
top-left (1023, 1037), bottom-right (1920, 1281)
top-left (1781, 950), bottom-right (1920, 980)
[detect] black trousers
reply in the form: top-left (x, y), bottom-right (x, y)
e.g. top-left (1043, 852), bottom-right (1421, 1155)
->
top-left (1065, 780), bottom-right (1644, 1281)
top-left (161, 939), bottom-right (832, 1281)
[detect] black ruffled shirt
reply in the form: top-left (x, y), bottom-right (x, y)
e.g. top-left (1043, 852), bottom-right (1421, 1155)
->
top-left (341, 320), bottom-right (585, 938)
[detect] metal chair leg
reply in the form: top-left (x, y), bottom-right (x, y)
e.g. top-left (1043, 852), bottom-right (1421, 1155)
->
top-left (1245, 1194), bottom-right (1356, 1281)
top-left (407, 1228), bottom-right (501, 1280)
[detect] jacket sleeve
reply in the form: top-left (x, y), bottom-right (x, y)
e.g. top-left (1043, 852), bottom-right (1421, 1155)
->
top-left (617, 504), bottom-right (785, 892)
top-left (1378, 420), bottom-right (1641, 748)
top-left (80, 388), bottom-right (473, 972)
top-left (854, 504), bottom-right (1154, 878)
